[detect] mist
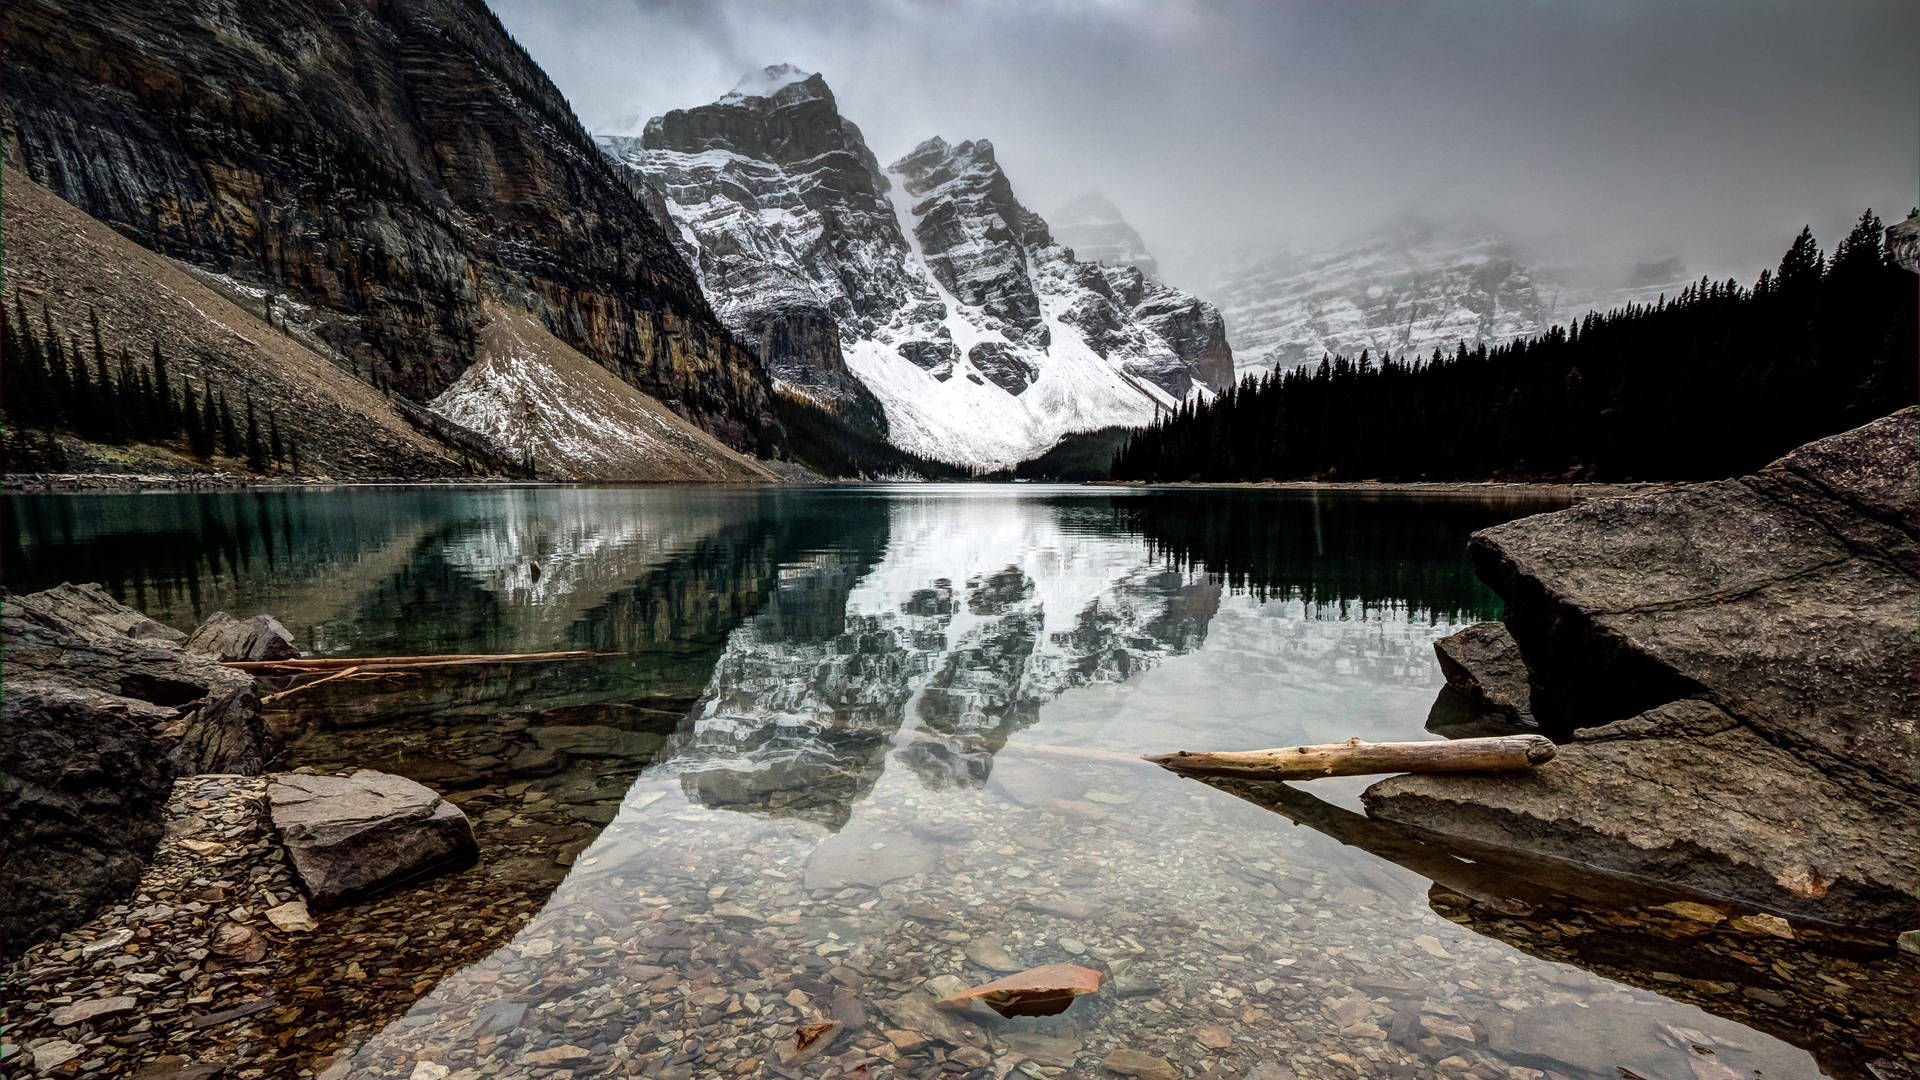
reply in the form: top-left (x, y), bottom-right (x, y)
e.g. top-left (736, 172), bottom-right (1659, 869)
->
top-left (488, 0), bottom-right (1917, 286)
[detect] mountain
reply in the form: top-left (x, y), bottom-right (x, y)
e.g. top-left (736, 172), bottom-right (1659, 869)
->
top-left (601, 66), bottom-right (1234, 469)
top-left (4, 165), bottom-right (470, 479)
top-left (1052, 190), bottom-right (1160, 279)
top-left (1, 0), bottom-right (771, 464)
top-left (1204, 224), bottom-right (1553, 375)
top-left (1202, 222), bottom-right (1691, 376)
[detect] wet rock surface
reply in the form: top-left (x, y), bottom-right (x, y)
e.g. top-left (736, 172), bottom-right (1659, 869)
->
top-left (1368, 410), bottom-right (1920, 929)
top-left (186, 613), bottom-right (301, 662)
top-left (1, 585), bottom-right (271, 948)
top-left (268, 771), bottom-right (478, 909)
top-left (1430, 622), bottom-right (1535, 725)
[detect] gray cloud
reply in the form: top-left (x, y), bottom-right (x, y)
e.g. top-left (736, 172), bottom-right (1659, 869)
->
top-left (489, 0), bottom-right (1916, 284)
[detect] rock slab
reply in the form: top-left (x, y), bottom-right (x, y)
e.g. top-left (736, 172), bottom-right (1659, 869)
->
top-left (1367, 410), bottom-right (1919, 930)
top-left (186, 611), bottom-right (300, 661)
top-left (268, 770), bottom-right (477, 907)
top-left (1431, 621), bottom-right (1535, 725)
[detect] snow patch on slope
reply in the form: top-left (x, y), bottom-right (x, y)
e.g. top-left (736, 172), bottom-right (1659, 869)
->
top-left (429, 304), bottom-right (772, 482)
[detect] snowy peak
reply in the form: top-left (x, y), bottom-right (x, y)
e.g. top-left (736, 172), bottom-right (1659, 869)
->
top-left (1053, 189), bottom-right (1160, 280)
top-left (1207, 223), bottom-right (1549, 374)
top-left (599, 71), bottom-right (1235, 468)
top-left (889, 136), bottom-right (1054, 349)
top-left (716, 63), bottom-right (825, 106)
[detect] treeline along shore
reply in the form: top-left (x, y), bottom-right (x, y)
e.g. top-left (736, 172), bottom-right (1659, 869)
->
top-left (1110, 212), bottom-right (1918, 484)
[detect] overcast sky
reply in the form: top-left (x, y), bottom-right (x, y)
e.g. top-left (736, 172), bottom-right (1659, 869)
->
top-left (490, 0), bottom-right (1916, 285)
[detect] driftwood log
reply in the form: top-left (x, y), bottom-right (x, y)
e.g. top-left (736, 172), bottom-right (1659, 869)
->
top-left (1145, 735), bottom-right (1555, 781)
top-left (226, 650), bottom-right (609, 674)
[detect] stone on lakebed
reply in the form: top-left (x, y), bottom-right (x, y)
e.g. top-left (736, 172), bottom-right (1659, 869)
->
top-left (267, 770), bottom-right (477, 908)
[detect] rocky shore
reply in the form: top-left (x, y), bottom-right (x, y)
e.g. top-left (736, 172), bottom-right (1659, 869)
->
top-left (1, 585), bottom-right (488, 1075)
top-left (1364, 409), bottom-right (1919, 933)
top-left (1091, 479), bottom-right (1669, 501)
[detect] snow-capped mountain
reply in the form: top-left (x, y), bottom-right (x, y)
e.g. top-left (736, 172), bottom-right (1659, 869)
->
top-left (599, 66), bottom-right (1233, 469)
top-left (1052, 189), bottom-right (1160, 279)
top-left (1203, 222), bottom-right (1687, 376)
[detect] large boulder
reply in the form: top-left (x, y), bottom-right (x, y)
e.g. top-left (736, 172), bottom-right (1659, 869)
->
top-left (268, 770), bottom-right (478, 907)
top-left (11, 581), bottom-right (186, 644)
top-left (186, 611), bottom-right (300, 661)
top-left (1, 585), bottom-right (273, 947)
top-left (1366, 410), bottom-right (1919, 930)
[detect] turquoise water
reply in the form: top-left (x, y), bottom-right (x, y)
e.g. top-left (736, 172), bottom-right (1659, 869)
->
top-left (6, 485), bottom-right (1902, 1079)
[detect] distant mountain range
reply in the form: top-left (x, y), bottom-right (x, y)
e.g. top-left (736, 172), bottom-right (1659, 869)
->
top-left (1195, 223), bottom-right (1690, 375)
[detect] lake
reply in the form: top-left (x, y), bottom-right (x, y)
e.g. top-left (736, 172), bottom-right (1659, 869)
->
top-left (3, 485), bottom-right (1907, 1079)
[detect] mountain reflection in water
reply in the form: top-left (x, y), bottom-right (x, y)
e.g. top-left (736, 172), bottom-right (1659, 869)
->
top-left (7, 485), bottom-right (1903, 1079)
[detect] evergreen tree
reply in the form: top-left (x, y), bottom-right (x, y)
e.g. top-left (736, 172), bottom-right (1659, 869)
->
top-left (199, 381), bottom-right (220, 458)
top-left (244, 394), bottom-right (267, 472)
top-left (152, 342), bottom-right (173, 434)
top-left (1829, 209), bottom-right (1885, 282)
top-left (42, 307), bottom-right (70, 412)
top-left (184, 379), bottom-right (210, 458)
top-left (268, 411), bottom-right (284, 465)
top-left (217, 391), bottom-right (241, 457)
top-left (1776, 226), bottom-right (1824, 291)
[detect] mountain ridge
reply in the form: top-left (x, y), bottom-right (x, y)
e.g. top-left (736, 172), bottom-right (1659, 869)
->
top-left (1, 0), bottom-right (771, 451)
top-left (603, 66), bottom-right (1235, 469)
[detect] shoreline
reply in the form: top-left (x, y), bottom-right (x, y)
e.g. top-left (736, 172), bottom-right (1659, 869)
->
top-left (8, 472), bottom-right (1671, 498)
top-left (1089, 479), bottom-right (1672, 500)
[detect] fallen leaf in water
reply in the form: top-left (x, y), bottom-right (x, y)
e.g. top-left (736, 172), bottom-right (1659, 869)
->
top-left (939, 963), bottom-right (1102, 1018)
top-left (777, 1020), bottom-right (842, 1064)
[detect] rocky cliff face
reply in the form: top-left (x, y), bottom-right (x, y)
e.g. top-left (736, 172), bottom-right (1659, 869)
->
top-left (600, 66), bottom-right (909, 433)
top-left (1, 0), bottom-right (768, 447)
top-left (1886, 210), bottom-right (1920, 273)
top-left (604, 68), bottom-right (1234, 468)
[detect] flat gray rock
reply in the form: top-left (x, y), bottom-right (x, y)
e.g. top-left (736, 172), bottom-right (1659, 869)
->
top-left (15, 582), bottom-right (187, 644)
top-left (1368, 410), bottom-right (1920, 930)
top-left (803, 829), bottom-right (933, 891)
top-left (1469, 409), bottom-right (1916, 769)
top-left (268, 770), bottom-right (476, 907)
top-left (1367, 699), bottom-right (1918, 927)
top-left (186, 611), bottom-right (299, 661)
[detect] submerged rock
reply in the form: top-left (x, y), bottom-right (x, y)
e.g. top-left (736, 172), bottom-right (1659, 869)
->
top-left (186, 611), bottom-right (300, 661)
top-left (267, 770), bottom-right (478, 908)
top-left (939, 962), bottom-right (1102, 1017)
top-left (1366, 410), bottom-right (1919, 930)
top-left (1, 584), bottom-right (272, 947)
